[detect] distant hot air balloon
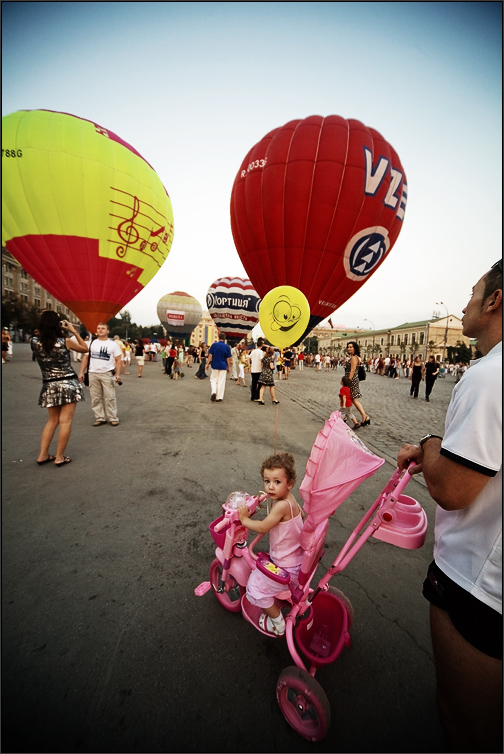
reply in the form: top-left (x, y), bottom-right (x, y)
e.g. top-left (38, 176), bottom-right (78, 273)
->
top-left (157, 292), bottom-right (202, 342)
top-left (230, 115), bottom-right (407, 342)
top-left (206, 276), bottom-right (260, 345)
top-left (2, 109), bottom-right (174, 332)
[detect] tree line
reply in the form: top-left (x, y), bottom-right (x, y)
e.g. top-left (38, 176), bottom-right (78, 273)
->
top-left (1, 295), bottom-right (162, 342)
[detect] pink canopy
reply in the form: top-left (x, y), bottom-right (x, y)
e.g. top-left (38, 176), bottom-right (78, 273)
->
top-left (299, 412), bottom-right (384, 547)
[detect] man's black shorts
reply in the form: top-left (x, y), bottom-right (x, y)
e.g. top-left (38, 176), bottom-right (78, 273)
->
top-left (423, 560), bottom-right (502, 660)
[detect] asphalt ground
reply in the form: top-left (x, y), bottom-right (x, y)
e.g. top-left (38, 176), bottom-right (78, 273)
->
top-left (2, 346), bottom-right (452, 753)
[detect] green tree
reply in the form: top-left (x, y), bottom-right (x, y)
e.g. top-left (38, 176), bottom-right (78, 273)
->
top-left (1, 294), bottom-right (41, 339)
top-left (303, 336), bottom-right (318, 354)
top-left (447, 340), bottom-right (472, 364)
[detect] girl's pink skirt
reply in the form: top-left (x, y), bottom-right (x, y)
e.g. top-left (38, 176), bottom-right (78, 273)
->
top-left (246, 563), bottom-right (301, 608)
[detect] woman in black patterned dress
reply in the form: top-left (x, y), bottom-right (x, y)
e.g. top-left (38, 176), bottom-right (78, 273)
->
top-left (31, 310), bottom-right (88, 466)
top-left (258, 347), bottom-right (280, 405)
top-left (344, 341), bottom-right (370, 426)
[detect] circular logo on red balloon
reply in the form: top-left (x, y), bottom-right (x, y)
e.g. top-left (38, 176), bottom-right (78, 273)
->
top-left (343, 226), bottom-right (390, 282)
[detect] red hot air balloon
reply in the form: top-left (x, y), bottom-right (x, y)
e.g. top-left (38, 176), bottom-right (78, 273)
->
top-left (230, 115), bottom-right (407, 341)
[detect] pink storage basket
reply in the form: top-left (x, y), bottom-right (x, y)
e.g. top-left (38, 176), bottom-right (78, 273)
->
top-left (209, 516), bottom-right (230, 548)
top-left (294, 591), bottom-right (350, 667)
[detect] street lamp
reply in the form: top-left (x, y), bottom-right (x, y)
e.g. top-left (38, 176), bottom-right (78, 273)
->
top-left (364, 318), bottom-right (375, 356)
top-left (436, 302), bottom-right (449, 363)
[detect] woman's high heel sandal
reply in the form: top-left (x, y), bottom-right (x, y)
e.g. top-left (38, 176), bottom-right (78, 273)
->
top-left (361, 417), bottom-right (371, 426)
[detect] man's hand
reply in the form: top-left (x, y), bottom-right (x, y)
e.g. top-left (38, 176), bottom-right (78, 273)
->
top-left (397, 443), bottom-right (423, 475)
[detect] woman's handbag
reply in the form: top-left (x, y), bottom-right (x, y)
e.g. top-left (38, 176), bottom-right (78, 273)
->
top-left (358, 364), bottom-right (366, 381)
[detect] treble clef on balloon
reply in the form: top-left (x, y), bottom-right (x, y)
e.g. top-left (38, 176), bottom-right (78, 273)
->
top-left (116, 195), bottom-right (141, 258)
top-left (114, 190), bottom-right (172, 260)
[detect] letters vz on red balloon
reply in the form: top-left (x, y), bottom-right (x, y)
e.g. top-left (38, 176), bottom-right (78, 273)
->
top-left (230, 115), bottom-right (407, 343)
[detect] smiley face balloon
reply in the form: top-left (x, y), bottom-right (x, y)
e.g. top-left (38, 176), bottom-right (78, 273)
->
top-left (259, 286), bottom-right (310, 348)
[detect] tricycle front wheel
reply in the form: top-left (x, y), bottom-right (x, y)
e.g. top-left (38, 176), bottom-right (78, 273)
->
top-left (209, 558), bottom-right (245, 613)
top-left (276, 666), bottom-right (330, 742)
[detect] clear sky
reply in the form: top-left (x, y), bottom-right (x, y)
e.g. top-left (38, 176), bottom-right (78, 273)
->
top-left (2, 1), bottom-right (502, 333)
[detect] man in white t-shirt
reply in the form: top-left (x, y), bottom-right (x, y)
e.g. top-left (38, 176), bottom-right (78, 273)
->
top-left (398, 260), bottom-right (502, 752)
top-left (249, 338), bottom-right (264, 401)
top-left (79, 323), bottom-right (122, 426)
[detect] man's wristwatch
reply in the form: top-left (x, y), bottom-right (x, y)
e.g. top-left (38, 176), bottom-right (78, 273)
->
top-left (419, 434), bottom-right (443, 448)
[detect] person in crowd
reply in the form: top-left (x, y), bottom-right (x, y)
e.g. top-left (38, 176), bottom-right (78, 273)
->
top-left (282, 348), bottom-right (293, 380)
top-left (238, 452), bottom-right (305, 636)
top-left (276, 350), bottom-right (284, 380)
top-left (113, 335), bottom-right (126, 377)
top-left (231, 345), bottom-right (239, 381)
top-left (134, 339), bottom-right (145, 377)
top-left (409, 355), bottom-right (424, 398)
top-left (194, 345), bottom-right (208, 379)
top-left (258, 347), bottom-right (280, 405)
top-left (31, 310), bottom-right (88, 466)
top-left (344, 342), bottom-right (370, 425)
top-left (172, 358), bottom-right (181, 380)
top-left (297, 350), bottom-right (304, 371)
top-left (249, 338), bottom-right (265, 401)
top-left (2, 327), bottom-right (12, 363)
top-left (237, 346), bottom-right (248, 387)
top-left (123, 340), bottom-right (132, 374)
top-left (388, 356), bottom-right (397, 379)
top-left (338, 375), bottom-right (361, 429)
top-left (424, 355), bottom-right (440, 402)
top-left (397, 260), bottom-right (502, 753)
top-left (166, 343), bottom-right (177, 376)
top-left (79, 323), bottom-right (122, 426)
top-left (206, 333), bottom-right (232, 402)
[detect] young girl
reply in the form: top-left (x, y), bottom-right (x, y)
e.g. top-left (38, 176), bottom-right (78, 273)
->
top-left (236, 348), bottom-right (248, 387)
top-left (172, 358), bottom-right (181, 380)
top-left (338, 375), bottom-right (361, 428)
top-left (238, 452), bottom-right (305, 636)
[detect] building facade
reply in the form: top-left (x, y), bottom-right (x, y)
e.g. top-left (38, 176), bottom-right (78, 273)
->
top-left (314, 317), bottom-right (471, 362)
top-left (2, 247), bottom-right (82, 326)
top-left (189, 311), bottom-right (220, 347)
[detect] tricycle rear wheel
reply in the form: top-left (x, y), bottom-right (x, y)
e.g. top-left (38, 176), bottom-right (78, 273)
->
top-left (276, 666), bottom-right (330, 742)
top-left (209, 558), bottom-right (245, 613)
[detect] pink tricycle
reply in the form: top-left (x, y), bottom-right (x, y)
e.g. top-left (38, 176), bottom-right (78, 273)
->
top-left (195, 412), bottom-right (428, 742)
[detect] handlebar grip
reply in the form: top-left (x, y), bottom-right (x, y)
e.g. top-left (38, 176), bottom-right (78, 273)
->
top-left (214, 517), bottom-right (229, 532)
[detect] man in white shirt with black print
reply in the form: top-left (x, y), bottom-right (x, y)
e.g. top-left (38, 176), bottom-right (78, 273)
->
top-left (398, 260), bottom-right (502, 753)
top-left (79, 323), bottom-right (122, 426)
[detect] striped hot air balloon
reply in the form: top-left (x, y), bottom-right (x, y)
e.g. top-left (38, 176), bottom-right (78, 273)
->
top-left (206, 276), bottom-right (260, 345)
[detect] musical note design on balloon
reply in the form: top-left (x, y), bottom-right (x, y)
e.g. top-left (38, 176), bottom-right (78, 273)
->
top-left (109, 188), bottom-right (174, 266)
top-left (116, 196), bottom-right (140, 257)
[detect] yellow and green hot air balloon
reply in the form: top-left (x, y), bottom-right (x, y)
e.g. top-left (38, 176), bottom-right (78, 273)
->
top-left (2, 109), bottom-right (174, 332)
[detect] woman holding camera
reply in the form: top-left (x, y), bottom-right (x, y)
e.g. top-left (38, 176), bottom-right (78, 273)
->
top-left (31, 310), bottom-right (88, 467)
